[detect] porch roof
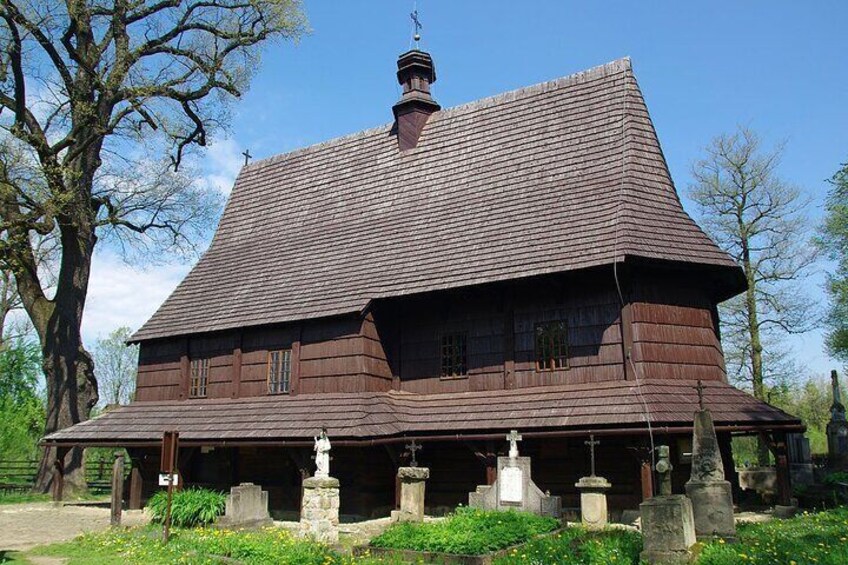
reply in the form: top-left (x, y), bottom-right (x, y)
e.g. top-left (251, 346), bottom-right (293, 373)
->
top-left (43, 380), bottom-right (802, 448)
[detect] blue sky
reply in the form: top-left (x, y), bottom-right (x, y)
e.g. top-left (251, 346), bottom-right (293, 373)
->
top-left (85, 1), bottom-right (847, 376)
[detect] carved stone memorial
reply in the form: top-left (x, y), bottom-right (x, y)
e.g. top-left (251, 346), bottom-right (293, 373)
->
top-left (827, 370), bottom-right (848, 466)
top-left (640, 445), bottom-right (697, 565)
top-left (575, 435), bottom-right (612, 530)
top-left (218, 483), bottom-right (272, 528)
top-left (684, 382), bottom-right (737, 542)
top-left (392, 467), bottom-right (430, 522)
top-left (468, 430), bottom-right (561, 518)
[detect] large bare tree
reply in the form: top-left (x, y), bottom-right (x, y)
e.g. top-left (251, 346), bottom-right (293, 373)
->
top-left (0, 0), bottom-right (305, 494)
top-left (688, 127), bottom-right (818, 464)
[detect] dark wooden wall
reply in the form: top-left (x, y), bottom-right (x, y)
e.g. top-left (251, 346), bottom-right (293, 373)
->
top-left (136, 268), bottom-right (728, 401)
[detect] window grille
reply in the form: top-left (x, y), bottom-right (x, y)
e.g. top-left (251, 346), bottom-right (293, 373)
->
top-left (268, 349), bottom-right (292, 394)
top-left (535, 321), bottom-right (569, 371)
top-left (190, 358), bottom-right (209, 397)
top-left (440, 333), bottom-right (467, 378)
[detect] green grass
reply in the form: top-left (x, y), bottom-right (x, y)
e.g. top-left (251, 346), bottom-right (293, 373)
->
top-left (492, 527), bottom-right (643, 565)
top-left (27, 526), bottom-right (396, 565)
top-left (0, 492), bottom-right (51, 505)
top-left (697, 507), bottom-right (848, 565)
top-left (370, 507), bottom-right (559, 555)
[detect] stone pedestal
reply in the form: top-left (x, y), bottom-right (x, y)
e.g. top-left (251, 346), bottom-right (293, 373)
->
top-left (575, 476), bottom-right (611, 530)
top-left (686, 409), bottom-right (737, 542)
top-left (640, 495), bottom-right (696, 565)
top-left (392, 467), bottom-right (429, 522)
top-left (468, 456), bottom-right (561, 518)
top-left (685, 480), bottom-right (736, 541)
top-left (218, 483), bottom-right (271, 528)
top-left (300, 476), bottom-right (340, 543)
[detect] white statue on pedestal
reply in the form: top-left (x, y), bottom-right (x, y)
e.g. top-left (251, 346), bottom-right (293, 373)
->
top-left (314, 428), bottom-right (331, 478)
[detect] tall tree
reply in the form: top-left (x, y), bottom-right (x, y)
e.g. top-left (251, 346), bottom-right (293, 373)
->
top-left (819, 161), bottom-right (848, 360)
top-left (688, 127), bottom-right (817, 464)
top-left (0, 0), bottom-right (305, 494)
top-left (92, 326), bottom-right (138, 406)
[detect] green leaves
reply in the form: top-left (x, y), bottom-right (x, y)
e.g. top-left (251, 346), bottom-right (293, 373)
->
top-left (370, 507), bottom-right (559, 555)
top-left (820, 162), bottom-right (848, 361)
top-left (146, 487), bottom-right (227, 528)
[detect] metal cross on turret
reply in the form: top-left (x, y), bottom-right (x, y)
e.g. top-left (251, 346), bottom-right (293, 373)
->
top-left (584, 434), bottom-right (600, 477)
top-left (694, 380), bottom-right (706, 411)
top-left (242, 149), bottom-right (252, 166)
top-left (404, 439), bottom-right (422, 467)
top-left (410, 9), bottom-right (422, 46)
top-left (506, 429), bottom-right (522, 459)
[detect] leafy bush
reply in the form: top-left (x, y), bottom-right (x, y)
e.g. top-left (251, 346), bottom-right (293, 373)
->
top-left (493, 527), bottom-right (642, 565)
top-left (370, 507), bottom-right (559, 555)
top-left (823, 471), bottom-right (848, 485)
top-left (146, 487), bottom-right (226, 527)
top-left (698, 507), bottom-right (848, 565)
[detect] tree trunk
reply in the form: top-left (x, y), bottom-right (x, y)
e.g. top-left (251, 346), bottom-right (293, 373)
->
top-left (32, 223), bottom-right (99, 494)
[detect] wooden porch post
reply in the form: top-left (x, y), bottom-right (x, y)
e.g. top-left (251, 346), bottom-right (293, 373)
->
top-left (640, 461), bottom-right (654, 500)
top-left (51, 446), bottom-right (69, 503)
top-left (111, 452), bottom-right (125, 526)
top-left (128, 465), bottom-right (143, 510)
top-left (763, 432), bottom-right (792, 506)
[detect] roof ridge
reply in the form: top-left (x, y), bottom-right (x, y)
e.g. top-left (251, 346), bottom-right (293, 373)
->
top-left (242, 57), bottom-right (633, 172)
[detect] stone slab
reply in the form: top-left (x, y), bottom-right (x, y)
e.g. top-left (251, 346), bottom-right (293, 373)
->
top-left (217, 483), bottom-right (272, 528)
top-left (685, 480), bottom-right (736, 541)
top-left (640, 495), bottom-right (696, 565)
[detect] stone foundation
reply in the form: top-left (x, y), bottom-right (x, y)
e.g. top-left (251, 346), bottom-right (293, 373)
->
top-left (300, 476), bottom-right (340, 543)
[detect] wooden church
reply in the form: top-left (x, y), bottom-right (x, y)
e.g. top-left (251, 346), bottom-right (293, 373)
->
top-left (45, 49), bottom-right (802, 518)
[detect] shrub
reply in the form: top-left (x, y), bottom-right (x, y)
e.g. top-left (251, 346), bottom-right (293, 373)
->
top-left (146, 487), bottom-right (226, 527)
top-left (370, 507), bottom-right (559, 555)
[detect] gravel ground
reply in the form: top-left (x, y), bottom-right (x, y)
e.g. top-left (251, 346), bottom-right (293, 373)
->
top-left (0, 502), bottom-right (148, 552)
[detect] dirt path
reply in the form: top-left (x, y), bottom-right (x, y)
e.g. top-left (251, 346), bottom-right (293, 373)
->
top-left (0, 502), bottom-right (148, 552)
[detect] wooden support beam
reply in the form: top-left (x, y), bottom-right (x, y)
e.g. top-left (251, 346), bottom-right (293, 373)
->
top-left (640, 461), bottom-right (654, 501)
top-left (763, 432), bottom-right (792, 506)
top-left (290, 324), bottom-right (302, 396)
top-left (128, 466), bottom-right (143, 510)
top-left (465, 441), bottom-right (498, 485)
top-left (232, 331), bottom-right (243, 399)
top-left (52, 446), bottom-right (69, 503)
top-left (111, 452), bottom-right (125, 526)
top-left (179, 338), bottom-right (190, 399)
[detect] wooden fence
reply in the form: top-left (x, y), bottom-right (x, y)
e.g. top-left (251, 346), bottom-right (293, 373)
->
top-left (0, 458), bottom-right (130, 494)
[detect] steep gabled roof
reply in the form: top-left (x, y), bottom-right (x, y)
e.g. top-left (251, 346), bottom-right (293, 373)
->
top-left (134, 58), bottom-right (741, 342)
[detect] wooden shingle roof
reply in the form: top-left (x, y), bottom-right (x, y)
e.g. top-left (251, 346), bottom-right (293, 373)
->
top-left (43, 380), bottom-right (801, 446)
top-left (133, 58), bottom-right (741, 342)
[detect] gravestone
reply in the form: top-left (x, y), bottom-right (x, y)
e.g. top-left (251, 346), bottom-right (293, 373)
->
top-left (392, 467), bottom-right (429, 522)
top-left (684, 382), bottom-right (736, 542)
top-left (640, 446), bottom-right (696, 564)
top-left (787, 433), bottom-right (814, 487)
top-left (827, 370), bottom-right (848, 466)
top-left (468, 430), bottom-right (561, 518)
top-left (218, 483), bottom-right (272, 528)
top-left (575, 435), bottom-right (612, 530)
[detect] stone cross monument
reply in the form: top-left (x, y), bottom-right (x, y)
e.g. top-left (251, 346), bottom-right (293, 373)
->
top-left (639, 445), bottom-right (697, 564)
top-left (684, 386), bottom-right (737, 542)
top-left (827, 370), bottom-right (848, 464)
top-left (575, 434), bottom-right (611, 530)
top-left (507, 430), bottom-right (522, 459)
top-left (405, 440), bottom-right (422, 468)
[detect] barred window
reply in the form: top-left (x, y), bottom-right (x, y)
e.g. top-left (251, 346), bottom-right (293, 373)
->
top-left (190, 358), bottom-right (209, 397)
top-left (268, 349), bottom-right (292, 394)
top-left (440, 333), bottom-right (467, 378)
top-left (535, 321), bottom-right (568, 371)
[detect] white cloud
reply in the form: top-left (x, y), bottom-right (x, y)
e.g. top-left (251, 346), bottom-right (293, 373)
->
top-left (202, 138), bottom-right (244, 195)
top-left (81, 251), bottom-right (191, 345)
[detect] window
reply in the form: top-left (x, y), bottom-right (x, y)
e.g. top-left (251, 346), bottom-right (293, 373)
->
top-left (440, 332), bottom-right (467, 378)
top-left (267, 349), bottom-right (292, 394)
top-left (190, 358), bottom-right (209, 397)
top-left (535, 321), bottom-right (568, 371)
